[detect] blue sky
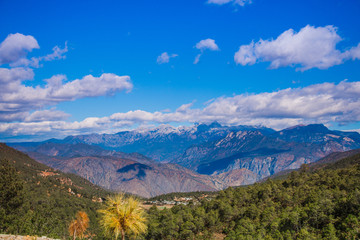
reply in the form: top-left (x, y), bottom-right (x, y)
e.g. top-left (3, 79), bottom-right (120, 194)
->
top-left (0, 0), bottom-right (360, 141)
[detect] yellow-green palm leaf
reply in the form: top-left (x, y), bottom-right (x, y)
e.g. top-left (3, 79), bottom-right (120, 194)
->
top-left (98, 194), bottom-right (147, 240)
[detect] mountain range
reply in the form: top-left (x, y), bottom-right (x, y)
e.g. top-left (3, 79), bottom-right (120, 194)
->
top-left (8, 122), bottom-right (360, 197)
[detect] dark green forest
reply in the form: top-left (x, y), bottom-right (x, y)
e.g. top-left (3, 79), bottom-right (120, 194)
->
top-left (2, 142), bottom-right (360, 239)
top-left (144, 154), bottom-right (360, 240)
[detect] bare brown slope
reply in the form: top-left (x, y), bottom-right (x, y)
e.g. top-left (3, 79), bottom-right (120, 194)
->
top-left (27, 152), bottom-right (223, 198)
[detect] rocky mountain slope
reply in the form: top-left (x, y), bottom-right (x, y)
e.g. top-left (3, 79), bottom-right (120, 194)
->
top-left (178, 124), bottom-right (360, 182)
top-left (12, 143), bottom-right (223, 197)
top-left (268, 148), bottom-right (360, 180)
top-left (38, 154), bottom-right (223, 198)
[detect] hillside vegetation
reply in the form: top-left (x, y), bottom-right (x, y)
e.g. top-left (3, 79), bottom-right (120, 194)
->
top-left (0, 143), bottom-right (111, 239)
top-left (143, 152), bottom-right (360, 239)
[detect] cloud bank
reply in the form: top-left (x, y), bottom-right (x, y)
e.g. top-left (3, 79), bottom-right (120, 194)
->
top-left (2, 80), bottom-right (360, 140)
top-left (234, 25), bottom-right (360, 71)
top-left (0, 33), bottom-right (133, 124)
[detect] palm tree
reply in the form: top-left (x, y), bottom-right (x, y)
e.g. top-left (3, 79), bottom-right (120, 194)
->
top-left (98, 194), bottom-right (147, 240)
top-left (69, 211), bottom-right (90, 239)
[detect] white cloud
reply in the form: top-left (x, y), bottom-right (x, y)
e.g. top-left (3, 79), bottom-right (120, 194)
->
top-left (195, 39), bottom-right (219, 51)
top-left (0, 67), bottom-right (34, 84)
top-left (234, 25), bottom-right (360, 71)
top-left (343, 43), bottom-right (360, 61)
top-left (46, 73), bottom-right (133, 100)
top-left (0, 33), bottom-right (68, 68)
top-left (42, 42), bottom-right (68, 61)
top-left (0, 33), bottom-right (39, 65)
top-left (234, 42), bottom-right (257, 65)
top-left (157, 52), bottom-right (178, 64)
top-left (3, 80), bottom-right (360, 140)
top-left (10, 42), bottom-right (68, 68)
top-left (24, 109), bottom-right (70, 122)
top-left (208, 0), bottom-right (232, 4)
top-left (194, 54), bottom-right (201, 64)
top-left (207, 0), bottom-right (252, 6)
top-left (194, 38), bottom-right (219, 64)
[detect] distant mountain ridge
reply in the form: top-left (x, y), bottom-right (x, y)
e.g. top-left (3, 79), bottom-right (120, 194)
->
top-left (53, 122), bottom-right (275, 162)
top-left (8, 123), bottom-right (360, 197)
top-left (179, 124), bottom-right (360, 180)
top-left (12, 142), bottom-right (154, 164)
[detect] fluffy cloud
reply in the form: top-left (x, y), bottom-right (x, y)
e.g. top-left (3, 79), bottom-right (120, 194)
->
top-left (0, 71), bottom-right (132, 121)
top-left (195, 39), bottom-right (219, 51)
top-left (234, 25), bottom-right (360, 71)
top-left (157, 52), bottom-right (178, 64)
top-left (207, 0), bottom-right (252, 6)
top-left (343, 43), bottom-right (360, 61)
top-left (0, 33), bottom-right (133, 124)
top-left (2, 80), bottom-right (360, 140)
top-left (0, 33), bottom-right (68, 68)
top-left (0, 33), bottom-right (39, 65)
top-left (194, 38), bottom-right (219, 64)
top-left (45, 73), bottom-right (132, 100)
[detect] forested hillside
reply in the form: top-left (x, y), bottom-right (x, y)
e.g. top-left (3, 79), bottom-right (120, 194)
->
top-left (144, 153), bottom-right (360, 239)
top-left (0, 143), bottom-right (111, 239)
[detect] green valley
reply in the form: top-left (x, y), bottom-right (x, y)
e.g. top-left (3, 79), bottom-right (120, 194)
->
top-left (2, 143), bottom-right (360, 239)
